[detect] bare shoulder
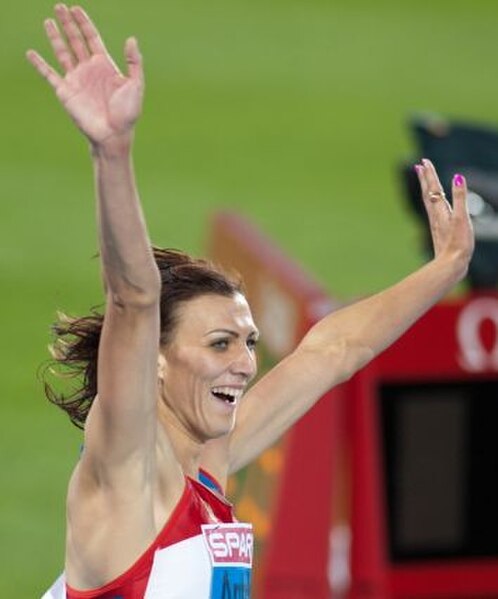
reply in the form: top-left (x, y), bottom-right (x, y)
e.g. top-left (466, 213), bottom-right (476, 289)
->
top-left (64, 432), bottom-right (185, 590)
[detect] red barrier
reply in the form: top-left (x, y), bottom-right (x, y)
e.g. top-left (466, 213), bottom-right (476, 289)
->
top-left (208, 211), bottom-right (498, 598)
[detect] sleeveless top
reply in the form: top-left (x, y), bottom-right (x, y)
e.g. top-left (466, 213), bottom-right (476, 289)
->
top-left (41, 473), bottom-right (253, 599)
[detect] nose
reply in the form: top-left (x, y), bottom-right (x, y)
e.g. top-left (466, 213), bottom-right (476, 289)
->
top-left (231, 345), bottom-right (257, 380)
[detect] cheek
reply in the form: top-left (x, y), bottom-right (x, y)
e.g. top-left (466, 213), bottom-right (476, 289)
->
top-left (169, 349), bottom-right (225, 382)
top-left (191, 354), bottom-right (227, 380)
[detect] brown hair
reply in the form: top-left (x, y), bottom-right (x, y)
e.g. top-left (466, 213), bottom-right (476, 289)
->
top-left (43, 248), bottom-right (243, 429)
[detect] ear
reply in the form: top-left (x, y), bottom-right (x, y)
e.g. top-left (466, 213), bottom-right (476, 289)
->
top-left (158, 352), bottom-right (167, 381)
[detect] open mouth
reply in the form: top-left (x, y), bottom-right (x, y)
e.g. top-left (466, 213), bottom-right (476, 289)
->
top-left (211, 386), bottom-right (243, 406)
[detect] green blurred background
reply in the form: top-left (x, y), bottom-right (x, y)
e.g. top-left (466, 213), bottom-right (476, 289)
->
top-left (2, 0), bottom-right (497, 595)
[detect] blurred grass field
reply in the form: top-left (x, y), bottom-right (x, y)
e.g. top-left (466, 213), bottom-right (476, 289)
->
top-left (2, 0), bottom-right (498, 595)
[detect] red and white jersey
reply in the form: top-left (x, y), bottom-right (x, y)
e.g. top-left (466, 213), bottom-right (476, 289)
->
top-left (42, 475), bottom-right (253, 599)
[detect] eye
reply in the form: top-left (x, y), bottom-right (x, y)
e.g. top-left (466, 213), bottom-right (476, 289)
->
top-left (210, 338), bottom-right (229, 351)
top-left (247, 337), bottom-right (258, 351)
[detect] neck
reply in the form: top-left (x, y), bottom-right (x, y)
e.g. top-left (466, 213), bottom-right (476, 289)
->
top-left (157, 403), bottom-right (205, 479)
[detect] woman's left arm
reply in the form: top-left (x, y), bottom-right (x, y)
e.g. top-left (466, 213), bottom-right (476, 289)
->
top-left (226, 160), bottom-right (474, 473)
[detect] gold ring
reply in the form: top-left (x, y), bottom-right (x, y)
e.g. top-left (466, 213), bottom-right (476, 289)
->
top-left (428, 190), bottom-right (446, 202)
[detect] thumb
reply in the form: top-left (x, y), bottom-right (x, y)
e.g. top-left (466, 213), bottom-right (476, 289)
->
top-left (451, 173), bottom-right (469, 218)
top-left (124, 37), bottom-right (143, 83)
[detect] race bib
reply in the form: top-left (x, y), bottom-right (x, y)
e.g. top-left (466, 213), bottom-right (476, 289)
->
top-left (202, 523), bottom-right (253, 599)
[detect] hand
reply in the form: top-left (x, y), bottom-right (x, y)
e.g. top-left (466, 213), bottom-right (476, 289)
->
top-left (26, 4), bottom-right (144, 147)
top-left (415, 159), bottom-right (475, 279)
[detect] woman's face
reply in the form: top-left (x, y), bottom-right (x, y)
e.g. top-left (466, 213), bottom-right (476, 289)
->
top-left (159, 292), bottom-right (259, 441)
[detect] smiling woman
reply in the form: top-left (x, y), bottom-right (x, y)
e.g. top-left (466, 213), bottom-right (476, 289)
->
top-left (27, 4), bottom-right (474, 599)
top-left (157, 292), bottom-right (259, 443)
top-left (44, 248), bottom-right (246, 431)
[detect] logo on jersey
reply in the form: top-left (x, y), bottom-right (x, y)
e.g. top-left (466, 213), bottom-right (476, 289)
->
top-left (202, 523), bottom-right (253, 599)
top-left (202, 523), bottom-right (253, 566)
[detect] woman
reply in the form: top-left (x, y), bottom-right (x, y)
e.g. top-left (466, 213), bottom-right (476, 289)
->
top-left (27, 5), bottom-right (474, 599)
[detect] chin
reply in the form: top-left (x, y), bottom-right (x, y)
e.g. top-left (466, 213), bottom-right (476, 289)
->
top-left (204, 416), bottom-right (236, 441)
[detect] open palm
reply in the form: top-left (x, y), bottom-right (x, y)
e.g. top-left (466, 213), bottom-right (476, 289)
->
top-left (27, 5), bottom-right (143, 145)
top-left (415, 159), bottom-right (474, 277)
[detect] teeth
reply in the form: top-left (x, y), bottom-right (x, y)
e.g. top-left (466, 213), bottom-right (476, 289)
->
top-left (211, 386), bottom-right (243, 403)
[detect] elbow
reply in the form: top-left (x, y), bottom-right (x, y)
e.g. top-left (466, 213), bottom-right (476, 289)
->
top-left (108, 273), bottom-right (162, 310)
top-left (110, 290), bottom-right (160, 310)
top-left (340, 339), bottom-right (376, 382)
top-left (311, 336), bottom-right (376, 386)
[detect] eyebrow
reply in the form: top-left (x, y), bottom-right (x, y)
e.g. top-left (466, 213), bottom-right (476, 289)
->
top-left (204, 328), bottom-right (260, 338)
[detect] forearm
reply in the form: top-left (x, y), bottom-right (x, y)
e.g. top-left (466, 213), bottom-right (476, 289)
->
top-left (228, 164), bottom-right (474, 472)
top-left (301, 253), bottom-right (468, 376)
top-left (92, 136), bottom-right (160, 304)
top-left (301, 165), bottom-right (473, 379)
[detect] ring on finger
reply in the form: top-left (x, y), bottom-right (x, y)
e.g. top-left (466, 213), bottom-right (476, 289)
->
top-left (428, 190), bottom-right (446, 203)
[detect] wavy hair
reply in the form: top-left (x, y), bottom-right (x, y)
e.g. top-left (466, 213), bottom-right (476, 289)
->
top-left (42, 248), bottom-right (243, 429)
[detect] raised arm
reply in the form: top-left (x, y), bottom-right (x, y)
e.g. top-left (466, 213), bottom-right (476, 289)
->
top-left (228, 161), bottom-right (474, 473)
top-left (27, 6), bottom-right (169, 483)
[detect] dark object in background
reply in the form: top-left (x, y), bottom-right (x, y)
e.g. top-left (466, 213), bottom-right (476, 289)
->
top-left (401, 114), bottom-right (498, 290)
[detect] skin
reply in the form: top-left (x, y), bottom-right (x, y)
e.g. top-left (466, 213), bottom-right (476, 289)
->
top-left (157, 293), bottom-right (259, 469)
top-left (27, 4), bottom-right (474, 592)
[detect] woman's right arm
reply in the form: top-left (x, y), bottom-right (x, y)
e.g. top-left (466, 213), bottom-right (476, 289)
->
top-left (27, 5), bottom-right (178, 488)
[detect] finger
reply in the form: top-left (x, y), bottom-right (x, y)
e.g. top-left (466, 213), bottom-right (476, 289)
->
top-left (415, 162), bottom-right (437, 213)
top-left (414, 162), bottom-right (429, 197)
top-left (451, 173), bottom-right (469, 218)
top-left (26, 49), bottom-right (63, 90)
top-left (54, 3), bottom-right (90, 62)
top-left (421, 158), bottom-right (445, 197)
top-left (415, 161), bottom-right (451, 253)
top-left (414, 161), bottom-right (435, 202)
top-left (44, 18), bottom-right (75, 73)
top-left (124, 37), bottom-right (143, 83)
top-left (69, 5), bottom-right (108, 55)
top-left (420, 158), bottom-right (452, 212)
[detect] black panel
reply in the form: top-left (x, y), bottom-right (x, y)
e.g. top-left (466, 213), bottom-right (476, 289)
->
top-left (380, 380), bottom-right (498, 562)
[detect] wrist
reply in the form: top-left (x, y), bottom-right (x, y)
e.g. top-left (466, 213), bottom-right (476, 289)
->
top-left (433, 249), bottom-right (471, 285)
top-left (90, 132), bottom-right (135, 160)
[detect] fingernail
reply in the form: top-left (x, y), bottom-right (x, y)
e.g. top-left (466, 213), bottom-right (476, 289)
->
top-left (414, 164), bottom-right (422, 173)
top-left (453, 174), bottom-right (465, 187)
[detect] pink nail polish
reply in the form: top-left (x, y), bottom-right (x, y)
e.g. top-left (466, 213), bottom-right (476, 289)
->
top-left (454, 174), bottom-right (464, 187)
top-left (414, 164), bottom-right (421, 173)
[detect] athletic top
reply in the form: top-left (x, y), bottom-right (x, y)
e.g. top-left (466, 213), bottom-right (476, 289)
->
top-left (198, 468), bottom-right (224, 495)
top-left (42, 473), bottom-right (253, 599)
